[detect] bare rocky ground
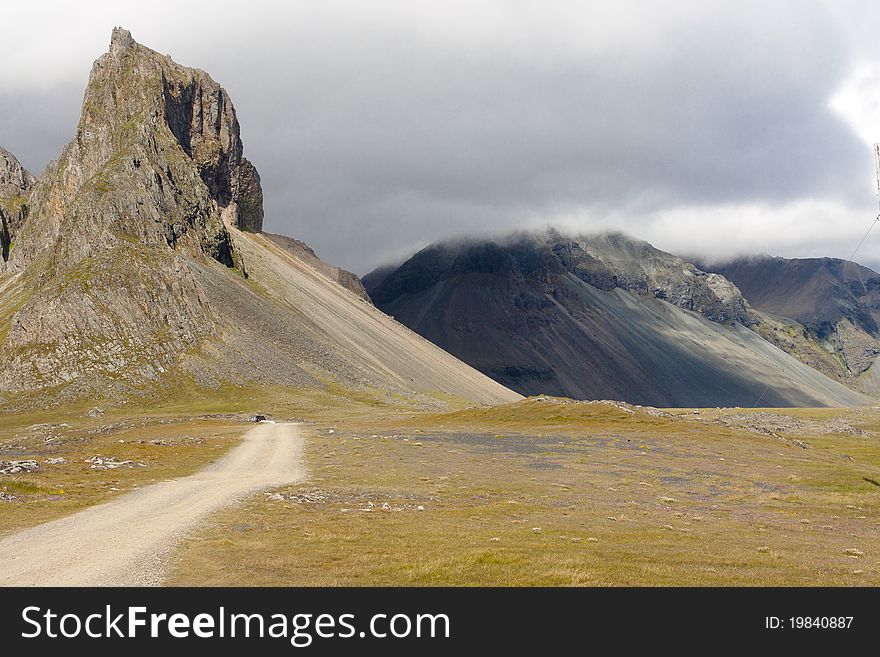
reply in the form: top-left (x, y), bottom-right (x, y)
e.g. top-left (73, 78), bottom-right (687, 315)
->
top-left (694, 410), bottom-right (868, 439)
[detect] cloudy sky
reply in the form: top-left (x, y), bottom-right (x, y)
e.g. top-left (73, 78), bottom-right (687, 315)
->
top-left (5, 1), bottom-right (880, 273)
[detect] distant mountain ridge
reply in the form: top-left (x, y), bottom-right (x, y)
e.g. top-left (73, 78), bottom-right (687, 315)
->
top-left (365, 230), bottom-right (866, 407)
top-left (704, 255), bottom-right (880, 392)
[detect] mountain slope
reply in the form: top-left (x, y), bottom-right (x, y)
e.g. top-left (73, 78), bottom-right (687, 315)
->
top-left (365, 231), bottom-right (866, 407)
top-left (706, 256), bottom-right (880, 392)
top-left (262, 231), bottom-right (369, 301)
top-left (0, 29), bottom-right (517, 408)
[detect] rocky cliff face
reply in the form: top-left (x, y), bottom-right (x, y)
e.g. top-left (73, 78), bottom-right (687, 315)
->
top-left (0, 147), bottom-right (34, 269)
top-left (0, 147), bottom-right (33, 198)
top-left (0, 28), bottom-right (262, 393)
top-left (10, 27), bottom-right (262, 275)
top-left (547, 231), bottom-right (757, 325)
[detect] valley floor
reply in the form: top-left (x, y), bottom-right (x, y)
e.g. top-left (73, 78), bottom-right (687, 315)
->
top-left (2, 391), bottom-right (879, 586)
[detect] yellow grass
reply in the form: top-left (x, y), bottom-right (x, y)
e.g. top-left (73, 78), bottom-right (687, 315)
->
top-left (164, 397), bottom-right (880, 586)
top-left (0, 415), bottom-right (244, 536)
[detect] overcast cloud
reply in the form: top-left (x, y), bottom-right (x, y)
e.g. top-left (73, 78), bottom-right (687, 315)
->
top-left (4, 1), bottom-right (880, 273)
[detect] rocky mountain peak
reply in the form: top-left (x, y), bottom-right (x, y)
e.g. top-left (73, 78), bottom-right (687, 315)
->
top-left (553, 231), bottom-right (757, 325)
top-left (0, 29), bottom-right (267, 393)
top-left (109, 26), bottom-right (136, 56)
top-left (0, 28), bottom-right (516, 408)
top-left (9, 27), bottom-right (263, 274)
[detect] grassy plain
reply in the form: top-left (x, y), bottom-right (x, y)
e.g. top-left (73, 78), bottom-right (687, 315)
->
top-left (0, 383), bottom-right (441, 536)
top-left (161, 397), bottom-right (880, 586)
top-left (5, 388), bottom-right (879, 585)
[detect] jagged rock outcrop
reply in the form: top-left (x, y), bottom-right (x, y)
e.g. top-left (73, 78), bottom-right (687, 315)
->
top-left (235, 159), bottom-right (264, 233)
top-left (365, 230), bottom-right (864, 407)
top-left (0, 27), bottom-right (262, 392)
top-left (547, 231), bottom-right (757, 325)
top-left (0, 147), bottom-right (34, 269)
top-left (10, 27), bottom-right (262, 274)
top-left (0, 147), bottom-right (33, 197)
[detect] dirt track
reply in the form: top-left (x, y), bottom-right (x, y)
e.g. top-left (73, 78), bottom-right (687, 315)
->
top-left (0, 422), bottom-right (305, 586)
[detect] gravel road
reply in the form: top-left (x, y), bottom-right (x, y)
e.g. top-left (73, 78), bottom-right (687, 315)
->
top-left (0, 422), bottom-right (305, 586)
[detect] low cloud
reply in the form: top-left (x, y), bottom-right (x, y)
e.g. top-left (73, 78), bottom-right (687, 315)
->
top-left (542, 199), bottom-right (880, 270)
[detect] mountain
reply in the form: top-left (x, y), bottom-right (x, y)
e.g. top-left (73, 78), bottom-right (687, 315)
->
top-left (364, 230), bottom-right (866, 407)
top-left (705, 255), bottom-right (880, 392)
top-left (0, 28), bottom-right (517, 409)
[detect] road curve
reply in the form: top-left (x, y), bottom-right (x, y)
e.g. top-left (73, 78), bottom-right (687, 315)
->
top-left (0, 421), bottom-right (305, 586)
